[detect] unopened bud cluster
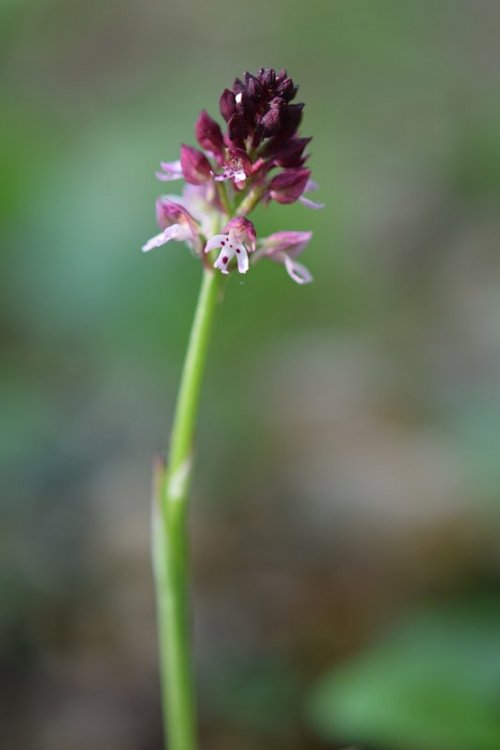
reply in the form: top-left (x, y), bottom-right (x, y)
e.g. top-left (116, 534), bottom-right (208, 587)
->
top-left (142, 68), bottom-right (322, 283)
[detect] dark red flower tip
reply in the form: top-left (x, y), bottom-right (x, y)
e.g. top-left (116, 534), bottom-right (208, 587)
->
top-left (219, 89), bottom-right (237, 122)
top-left (244, 73), bottom-right (262, 98)
top-left (269, 167), bottom-right (311, 204)
top-left (227, 113), bottom-right (249, 144)
top-left (239, 90), bottom-right (257, 125)
top-left (195, 110), bottom-right (224, 160)
top-left (260, 68), bottom-right (276, 88)
top-left (277, 103), bottom-right (304, 138)
top-left (260, 97), bottom-right (285, 136)
top-left (277, 77), bottom-right (298, 102)
top-left (180, 144), bottom-right (212, 185)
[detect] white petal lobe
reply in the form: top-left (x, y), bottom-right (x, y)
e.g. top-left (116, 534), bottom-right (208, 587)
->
top-left (142, 224), bottom-right (185, 252)
top-left (283, 255), bottom-right (313, 284)
top-left (205, 234), bottom-right (228, 253)
top-left (235, 245), bottom-right (249, 273)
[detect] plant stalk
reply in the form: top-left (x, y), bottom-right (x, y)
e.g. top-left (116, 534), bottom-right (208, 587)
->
top-left (153, 266), bottom-right (221, 750)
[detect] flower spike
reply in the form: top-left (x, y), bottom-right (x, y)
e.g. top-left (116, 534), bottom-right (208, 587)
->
top-left (143, 67), bottom-right (322, 283)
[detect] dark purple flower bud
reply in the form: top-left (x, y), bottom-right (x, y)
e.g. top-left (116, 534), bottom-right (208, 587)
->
top-left (180, 144), bottom-right (212, 185)
top-left (268, 167), bottom-right (311, 204)
top-left (250, 124), bottom-right (265, 150)
top-left (265, 136), bottom-right (311, 168)
top-left (277, 77), bottom-right (298, 102)
top-left (277, 103), bottom-right (304, 138)
top-left (220, 89), bottom-right (237, 122)
top-left (260, 68), bottom-right (276, 88)
top-left (244, 73), bottom-right (262, 98)
top-left (227, 113), bottom-right (248, 143)
top-left (195, 110), bottom-right (224, 160)
top-left (260, 97), bottom-right (285, 136)
top-left (276, 68), bottom-right (287, 83)
top-left (238, 90), bottom-right (257, 124)
top-left (233, 77), bottom-right (245, 94)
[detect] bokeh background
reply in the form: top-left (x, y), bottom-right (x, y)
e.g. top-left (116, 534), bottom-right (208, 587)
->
top-left (2, 1), bottom-right (500, 748)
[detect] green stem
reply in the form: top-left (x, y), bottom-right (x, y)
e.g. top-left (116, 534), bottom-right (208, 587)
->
top-left (217, 180), bottom-right (233, 216)
top-left (153, 266), bottom-right (221, 750)
top-left (236, 187), bottom-right (264, 216)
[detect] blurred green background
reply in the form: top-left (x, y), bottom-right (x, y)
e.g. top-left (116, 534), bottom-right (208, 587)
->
top-left (2, 1), bottom-right (500, 749)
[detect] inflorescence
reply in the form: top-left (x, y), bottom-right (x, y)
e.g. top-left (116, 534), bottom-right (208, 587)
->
top-left (142, 68), bottom-right (323, 284)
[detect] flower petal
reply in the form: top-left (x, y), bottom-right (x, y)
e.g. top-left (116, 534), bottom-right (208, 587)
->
top-left (141, 224), bottom-right (187, 252)
top-left (257, 230), bottom-right (312, 260)
top-left (214, 246), bottom-right (235, 274)
top-left (283, 254), bottom-right (313, 284)
top-left (299, 179), bottom-right (324, 209)
top-left (213, 168), bottom-right (247, 183)
top-left (204, 234), bottom-right (228, 253)
top-left (235, 244), bottom-right (249, 273)
top-left (299, 195), bottom-right (324, 209)
top-left (155, 160), bottom-right (183, 182)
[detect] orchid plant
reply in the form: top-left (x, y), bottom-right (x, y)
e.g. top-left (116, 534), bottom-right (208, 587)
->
top-left (144, 67), bottom-right (322, 750)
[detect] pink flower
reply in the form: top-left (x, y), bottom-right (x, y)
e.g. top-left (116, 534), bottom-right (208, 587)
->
top-left (255, 230), bottom-right (313, 284)
top-left (142, 196), bottom-right (200, 253)
top-left (204, 217), bottom-right (256, 275)
top-left (268, 167), bottom-right (311, 204)
top-left (212, 147), bottom-right (252, 186)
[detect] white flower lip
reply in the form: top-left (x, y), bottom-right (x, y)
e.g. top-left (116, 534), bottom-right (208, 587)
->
top-left (205, 229), bottom-right (251, 275)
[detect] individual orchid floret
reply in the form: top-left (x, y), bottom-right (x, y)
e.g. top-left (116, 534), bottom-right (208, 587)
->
top-left (213, 147), bottom-right (252, 185)
top-left (254, 230), bottom-right (313, 285)
top-left (142, 196), bottom-right (200, 254)
top-left (204, 217), bottom-right (256, 275)
top-left (180, 144), bottom-right (212, 185)
top-left (156, 159), bottom-right (184, 182)
top-left (268, 167), bottom-right (311, 204)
